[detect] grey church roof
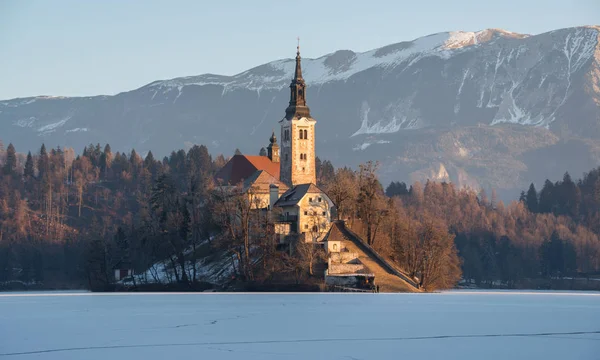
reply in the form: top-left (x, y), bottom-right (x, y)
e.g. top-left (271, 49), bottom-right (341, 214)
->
top-left (274, 183), bottom-right (323, 207)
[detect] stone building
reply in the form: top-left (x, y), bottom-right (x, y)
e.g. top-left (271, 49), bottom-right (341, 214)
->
top-left (211, 44), bottom-right (423, 292)
top-left (215, 43), bottom-right (333, 242)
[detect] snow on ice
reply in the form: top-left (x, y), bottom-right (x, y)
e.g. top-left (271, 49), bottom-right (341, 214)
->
top-left (0, 291), bottom-right (598, 360)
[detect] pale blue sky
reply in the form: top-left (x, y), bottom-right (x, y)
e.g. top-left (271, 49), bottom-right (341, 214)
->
top-left (1, 0), bottom-right (598, 99)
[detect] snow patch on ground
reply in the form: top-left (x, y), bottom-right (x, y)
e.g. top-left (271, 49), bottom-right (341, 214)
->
top-left (37, 115), bottom-right (72, 134)
top-left (353, 140), bottom-right (391, 151)
top-left (131, 239), bottom-right (240, 286)
top-left (65, 128), bottom-right (88, 133)
top-left (352, 101), bottom-right (419, 136)
top-left (13, 117), bottom-right (37, 128)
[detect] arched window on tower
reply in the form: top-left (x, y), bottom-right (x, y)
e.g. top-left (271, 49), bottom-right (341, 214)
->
top-left (303, 129), bottom-right (308, 139)
top-left (299, 129), bottom-right (303, 139)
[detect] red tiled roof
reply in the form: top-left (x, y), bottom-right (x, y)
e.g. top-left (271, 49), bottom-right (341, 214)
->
top-left (244, 156), bottom-right (280, 180)
top-left (215, 154), bottom-right (280, 185)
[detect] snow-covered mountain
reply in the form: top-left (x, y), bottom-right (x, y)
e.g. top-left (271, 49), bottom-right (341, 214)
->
top-left (2, 26), bottom-right (600, 196)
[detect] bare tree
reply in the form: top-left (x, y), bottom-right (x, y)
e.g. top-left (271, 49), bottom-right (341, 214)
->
top-left (323, 167), bottom-right (357, 220)
top-left (356, 161), bottom-right (386, 245)
top-left (211, 184), bottom-right (270, 281)
top-left (73, 156), bottom-right (97, 217)
top-left (295, 240), bottom-right (325, 276)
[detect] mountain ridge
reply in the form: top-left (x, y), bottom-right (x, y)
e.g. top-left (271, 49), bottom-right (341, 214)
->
top-left (2, 26), bottom-right (586, 101)
top-left (1, 25), bottom-right (600, 198)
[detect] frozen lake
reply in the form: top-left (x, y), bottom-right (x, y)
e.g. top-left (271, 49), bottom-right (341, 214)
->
top-left (0, 291), bottom-right (599, 359)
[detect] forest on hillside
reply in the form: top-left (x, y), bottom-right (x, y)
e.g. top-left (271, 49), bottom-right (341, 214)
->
top-left (0, 139), bottom-right (599, 291)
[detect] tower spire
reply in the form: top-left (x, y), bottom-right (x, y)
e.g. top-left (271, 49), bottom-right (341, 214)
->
top-left (267, 128), bottom-right (279, 163)
top-left (294, 37), bottom-right (303, 81)
top-left (285, 39), bottom-right (310, 119)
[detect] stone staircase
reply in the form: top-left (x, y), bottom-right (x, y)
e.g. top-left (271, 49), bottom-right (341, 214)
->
top-left (334, 221), bottom-right (421, 293)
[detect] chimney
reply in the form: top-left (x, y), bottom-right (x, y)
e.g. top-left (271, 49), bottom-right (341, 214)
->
top-left (269, 184), bottom-right (279, 210)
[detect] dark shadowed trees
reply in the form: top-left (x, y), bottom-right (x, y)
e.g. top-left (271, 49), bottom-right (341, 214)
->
top-left (525, 183), bottom-right (538, 213)
top-left (3, 143), bottom-right (17, 176)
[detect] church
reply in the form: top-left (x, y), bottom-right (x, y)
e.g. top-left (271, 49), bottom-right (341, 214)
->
top-left (213, 44), bottom-right (420, 292)
top-left (215, 44), bottom-right (335, 243)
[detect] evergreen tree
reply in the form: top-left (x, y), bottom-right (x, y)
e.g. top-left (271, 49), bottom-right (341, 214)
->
top-left (3, 143), bottom-right (17, 175)
top-left (37, 144), bottom-right (49, 179)
top-left (99, 144), bottom-right (113, 179)
top-left (540, 232), bottom-right (576, 278)
top-left (130, 149), bottom-right (139, 164)
top-left (519, 191), bottom-right (526, 203)
top-left (525, 183), bottom-right (538, 213)
top-left (316, 159), bottom-right (335, 186)
top-left (538, 179), bottom-right (555, 213)
top-left (186, 145), bottom-right (212, 177)
top-left (24, 151), bottom-right (35, 178)
top-left (557, 172), bottom-right (580, 217)
top-left (386, 181), bottom-right (409, 197)
top-left (144, 151), bottom-right (155, 171)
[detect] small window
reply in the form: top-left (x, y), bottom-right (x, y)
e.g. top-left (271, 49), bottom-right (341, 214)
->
top-left (318, 197), bottom-right (322, 202)
top-left (312, 225), bottom-right (318, 232)
top-left (304, 211), bottom-right (308, 215)
top-left (299, 129), bottom-right (303, 139)
top-left (333, 243), bottom-right (338, 251)
top-left (309, 197), bottom-right (312, 202)
top-left (322, 211), bottom-right (326, 216)
top-left (303, 129), bottom-right (308, 139)
top-left (304, 224), bottom-right (308, 229)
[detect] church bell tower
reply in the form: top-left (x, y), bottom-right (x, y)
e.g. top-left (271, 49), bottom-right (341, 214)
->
top-left (279, 41), bottom-right (317, 186)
